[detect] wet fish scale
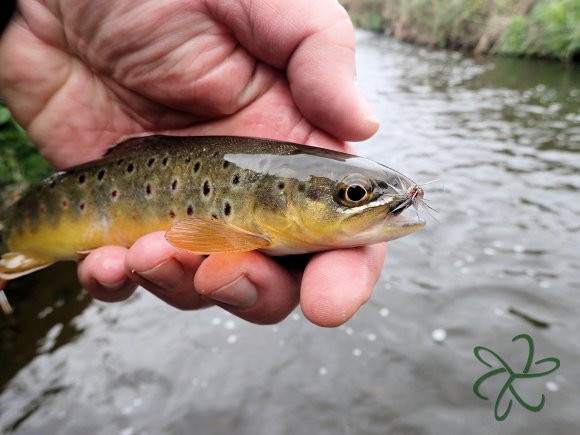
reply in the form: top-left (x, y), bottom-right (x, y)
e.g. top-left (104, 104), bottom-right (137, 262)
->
top-left (0, 135), bottom-right (425, 280)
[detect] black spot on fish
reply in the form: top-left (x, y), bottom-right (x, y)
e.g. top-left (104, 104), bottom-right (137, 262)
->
top-left (232, 174), bottom-right (240, 185)
top-left (194, 162), bottom-right (201, 173)
top-left (50, 181), bottom-right (56, 188)
top-left (223, 160), bottom-right (230, 169)
top-left (117, 159), bottom-right (124, 166)
top-left (97, 169), bottom-right (106, 181)
top-left (127, 163), bottom-right (134, 173)
top-left (169, 210), bottom-right (176, 219)
top-left (298, 183), bottom-right (306, 193)
top-left (224, 202), bottom-right (231, 216)
top-left (212, 213), bottom-right (218, 219)
top-left (162, 157), bottom-right (169, 167)
top-left (278, 181), bottom-right (285, 190)
top-left (203, 181), bottom-right (210, 196)
top-left (78, 174), bottom-right (86, 184)
top-left (187, 205), bottom-right (194, 216)
top-left (185, 156), bottom-right (192, 163)
top-left (145, 184), bottom-right (152, 196)
top-left (147, 158), bottom-right (155, 167)
top-left (171, 180), bottom-right (178, 191)
top-left (79, 201), bottom-right (86, 211)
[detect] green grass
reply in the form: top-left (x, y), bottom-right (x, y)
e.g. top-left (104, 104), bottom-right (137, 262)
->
top-left (0, 102), bottom-right (51, 211)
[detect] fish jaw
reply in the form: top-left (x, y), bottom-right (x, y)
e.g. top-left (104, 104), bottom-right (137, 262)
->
top-left (379, 214), bottom-right (426, 242)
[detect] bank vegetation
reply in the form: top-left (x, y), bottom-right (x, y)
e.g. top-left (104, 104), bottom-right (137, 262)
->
top-left (341, 0), bottom-right (580, 60)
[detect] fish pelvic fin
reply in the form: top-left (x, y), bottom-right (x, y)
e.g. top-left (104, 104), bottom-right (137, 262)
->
top-left (166, 217), bottom-right (271, 254)
top-left (0, 252), bottom-right (55, 280)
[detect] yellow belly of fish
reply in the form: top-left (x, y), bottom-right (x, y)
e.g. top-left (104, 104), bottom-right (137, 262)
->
top-left (8, 213), bottom-right (174, 261)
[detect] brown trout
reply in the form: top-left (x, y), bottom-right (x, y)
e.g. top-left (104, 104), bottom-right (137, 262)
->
top-left (0, 135), bottom-right (425, 281)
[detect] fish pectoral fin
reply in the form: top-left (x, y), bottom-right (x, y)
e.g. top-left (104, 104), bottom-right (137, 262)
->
top-left (76, 250), bottom-right (94, 261)
top-left (0, 252), bottom-right (55, 280)
top-left (165, 217), bottom-right (271, 254)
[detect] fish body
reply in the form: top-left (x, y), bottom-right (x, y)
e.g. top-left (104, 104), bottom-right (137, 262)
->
top-left (0, 135), bottom-right (425, 279)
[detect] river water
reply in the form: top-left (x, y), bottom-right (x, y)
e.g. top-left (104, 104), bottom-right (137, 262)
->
top-left (1, 31), bottom-right (579, 434)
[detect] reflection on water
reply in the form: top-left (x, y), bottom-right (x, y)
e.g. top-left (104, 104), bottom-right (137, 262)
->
top-left (1, 31), bottom-right (579, 434)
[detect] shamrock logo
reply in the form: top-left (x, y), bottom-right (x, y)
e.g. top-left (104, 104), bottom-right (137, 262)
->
top-left (473, 333), bottom-right (560, 421)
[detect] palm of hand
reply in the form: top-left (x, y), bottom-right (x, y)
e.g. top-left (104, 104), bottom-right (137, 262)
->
top-left (1, 0), bottom-right (368, 167)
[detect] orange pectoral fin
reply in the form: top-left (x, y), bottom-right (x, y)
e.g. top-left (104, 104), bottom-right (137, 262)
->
top-left (165, 217), bottom-right (271, 254)
top-left (0, 252), bottom-right (55, 280)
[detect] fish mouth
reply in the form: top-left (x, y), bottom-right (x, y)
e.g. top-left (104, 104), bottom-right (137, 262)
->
top-left (382, 212), bottom-right (426, 240)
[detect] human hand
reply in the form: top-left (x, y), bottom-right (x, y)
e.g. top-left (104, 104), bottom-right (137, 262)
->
top-left (0, 0), bottom-right (384, 326)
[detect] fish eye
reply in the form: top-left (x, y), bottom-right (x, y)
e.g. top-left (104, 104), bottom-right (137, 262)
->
top-left (334, 174), bottom-right (373, 207)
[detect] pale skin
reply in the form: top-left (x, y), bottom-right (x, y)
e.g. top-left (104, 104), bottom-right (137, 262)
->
top-left (0, 0), bottom-right (386, 326)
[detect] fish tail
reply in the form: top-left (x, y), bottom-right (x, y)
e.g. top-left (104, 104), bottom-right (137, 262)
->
top-left (0, 280), bottom-right (13, 314)
top-left (0, 251), bottom-right (55, 280)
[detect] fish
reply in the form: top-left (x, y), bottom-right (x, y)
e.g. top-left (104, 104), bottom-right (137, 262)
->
top-left (0, 135), bottom-right (426, 282)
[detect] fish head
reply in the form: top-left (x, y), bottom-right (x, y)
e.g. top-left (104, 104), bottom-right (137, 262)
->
top-left (253, 153), bottom-right (426, 253)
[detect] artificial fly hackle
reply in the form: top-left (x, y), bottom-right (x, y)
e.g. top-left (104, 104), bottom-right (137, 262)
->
top-left (388, 179), bottom-right (439, 221)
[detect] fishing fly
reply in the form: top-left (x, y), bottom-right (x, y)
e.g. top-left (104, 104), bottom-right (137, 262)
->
top-left (388, 179), bottom-right (438, 221)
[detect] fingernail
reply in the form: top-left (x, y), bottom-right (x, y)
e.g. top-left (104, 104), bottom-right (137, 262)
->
top-left (100, 280), bottom-right (127, 291)
top-left (360, 95), bottom-right (380, 128)
top-left (355, 84), bottom-right (380, 130)
top-left (136, 258), bottom-right (184, 290)
top-left (206, 275), bottom-right (258, 308)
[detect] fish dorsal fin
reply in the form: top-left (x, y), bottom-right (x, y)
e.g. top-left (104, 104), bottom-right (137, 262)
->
top-left (0, 252), bottom-right (54, 280)
top-left (165, 217), bottom-right (271, 254)
top-left (104, 135), bottom-right (162, 157)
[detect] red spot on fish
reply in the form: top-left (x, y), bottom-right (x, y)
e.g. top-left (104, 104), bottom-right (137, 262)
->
top-left (131, 213), bottom-right (137, 221)
top-left (39, 205), bottom-right (46, 214)
top-left (111, 190), bottom-right (118, 198)
top-left (169, 211), bottom-right (176, 219)
top-left (79, 202), bottom-right (86, 211)
top-left (62, 200), bottom-right (69, 208)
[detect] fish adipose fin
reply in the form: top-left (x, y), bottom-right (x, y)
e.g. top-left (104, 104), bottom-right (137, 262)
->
top-left (0, 252), bottom-right (55, 280)
top-left (166, 217), bottom-right (271, 254)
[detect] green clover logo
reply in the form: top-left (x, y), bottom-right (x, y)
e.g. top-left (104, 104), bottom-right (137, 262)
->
top-left (473, 333), bottom-right (560, 421)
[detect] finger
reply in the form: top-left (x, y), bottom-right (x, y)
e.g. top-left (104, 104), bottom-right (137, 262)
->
top-left (125, 232), bottom-right (210, 310)
top-left (300, 244), bottom-right (387, 327)
top-left (194, 251), bottom-right (300, 325)
top-left (78, 246), bottom-right (137, 302)
top-left (207, 0), bottom-right (379, 141)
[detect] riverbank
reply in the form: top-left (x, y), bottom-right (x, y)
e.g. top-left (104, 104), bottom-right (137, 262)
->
top-left (0, 102), bottom-right (51, 213)
top-left (341, 0), bottom-right (580, 61)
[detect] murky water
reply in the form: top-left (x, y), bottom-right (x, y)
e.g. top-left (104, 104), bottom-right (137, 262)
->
top-left (1, 31), bottom-right (579, 434)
